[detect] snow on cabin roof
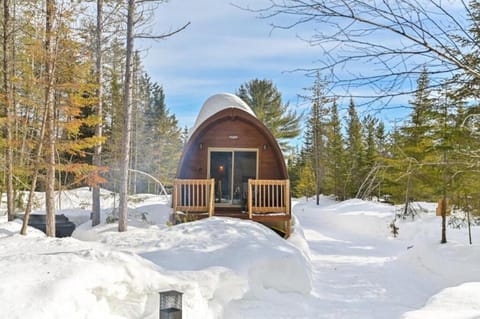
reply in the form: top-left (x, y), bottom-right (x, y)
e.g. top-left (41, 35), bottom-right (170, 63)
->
top-left (189, 93), bottom-right (256, 139)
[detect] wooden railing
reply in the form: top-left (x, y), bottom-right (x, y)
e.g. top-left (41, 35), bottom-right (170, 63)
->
top-left (247, 179), bottom-right (290, 219)
top-left (173, 178), bottom-right (290, 219)
top-left (173, 179), bottom-right (215, 217)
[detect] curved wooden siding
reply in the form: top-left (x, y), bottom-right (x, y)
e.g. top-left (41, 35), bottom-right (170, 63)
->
top-left (177, 108), bottom-right (288, 180)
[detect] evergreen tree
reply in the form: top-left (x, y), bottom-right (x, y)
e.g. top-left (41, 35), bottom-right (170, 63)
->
top-left (363, 116), bottom-right (378, 169)
top-left (237, 79), bottom-right (302, 150)
top-left (402, 67), bottom-right (435, 161)
top-left (385, 68), bottom-right (436, 204)
top-left (324, 99), bottom-right (345, 199)
top-left (294, 156), bottom-right (316, 200)
top-left (139, 77), bottom-right (182, 191)
top-left (344, 98), bottom-right (365, 198)
top-left (356, 115), bottom-right (382, 199)
top-left (375, 121), bottom-right (387, 158)
top-left (303, 73), bottom-right (330, 204)
top-left (287, 147), bottom-right (302, 197)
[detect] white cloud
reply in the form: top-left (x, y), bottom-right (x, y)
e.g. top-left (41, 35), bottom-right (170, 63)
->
top-left (134, 0), bottom-right (324, 128)
top-left (138, 0), bottom-right (429, 130)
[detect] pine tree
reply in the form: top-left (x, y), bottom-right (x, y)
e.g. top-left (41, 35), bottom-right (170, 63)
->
top-left (356, 115), bottom-right (382, 199)
top-left (237, 79), bottom-right (301, 150)
top-left (304, 73), bottom-right (330, 204)
top-left (376, 121), bottom-right (387, 158)
top-left (385, 68), bottom-right (436, 204)
top-left (344, 98), bottom-right (365, 198)
top-left (324, 99), bottom-right (345, 199)
top-left (287, 147), bottom-right (302, 197)
top-left (402, 67), bottom-right (435, 162)
top-left (137, 77), bottom-right (182, 192)
top-left (363, 115), bottom-right (378, 169)
top-left (294, 159), bottom-right (316, 200)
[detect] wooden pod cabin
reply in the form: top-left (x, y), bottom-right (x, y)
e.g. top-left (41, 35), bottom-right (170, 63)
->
top-left (173, 93), bottom-right (291, 237)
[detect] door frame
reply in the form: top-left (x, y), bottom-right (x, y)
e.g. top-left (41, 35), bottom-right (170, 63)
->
top-left (207, 147), bottom-right (259, 207)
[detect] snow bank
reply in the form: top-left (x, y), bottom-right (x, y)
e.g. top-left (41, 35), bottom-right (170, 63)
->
top-left (307, 198), bottom-right (397, 240)
top-left (1, 206), bottom-right (311, 319)
top-left (402, 282), bottom-right (480, 319)
top-left (139, 218), bottom-right (312, 295)
top-left (3, 189), bottom-right (480, 318)
top-left (0, 232), bottom-right (181, 319)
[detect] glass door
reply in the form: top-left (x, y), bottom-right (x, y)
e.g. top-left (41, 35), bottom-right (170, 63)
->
top-left (210, 151), bottom-right (233, 204)
top-left (209, 149), bottom-right (257, 206)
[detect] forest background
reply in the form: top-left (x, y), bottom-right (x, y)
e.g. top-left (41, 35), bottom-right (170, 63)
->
top-left (1, 0), bottom-right (480, 235)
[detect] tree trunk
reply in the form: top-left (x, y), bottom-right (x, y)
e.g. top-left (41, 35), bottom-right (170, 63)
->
top-left (441, 195), bottom-right (447, 244)
top-left (20, 101), bottom-right (49, 235)
top-left (314, 130), bottom-right (320, 205)
top-left (3, 0), bottom-right (15, 221)
top-left (118, 0), bottom-right (135, 232)
top-left (440, 96), bottom-right (448, 244)
top-left (92, 0), bottom-right (104, 227)
top-left (44, 0), bottom-right (56, 237)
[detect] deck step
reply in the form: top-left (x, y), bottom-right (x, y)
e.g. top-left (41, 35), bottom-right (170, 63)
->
top-left (213, 210), bottom-right (249, 219)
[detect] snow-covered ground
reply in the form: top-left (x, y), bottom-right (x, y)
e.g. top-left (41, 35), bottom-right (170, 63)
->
top-left (1, 188), bottom-right (479, 318)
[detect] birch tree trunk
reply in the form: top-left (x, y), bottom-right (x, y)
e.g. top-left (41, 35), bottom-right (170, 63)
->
top-left (118, 0), bottom-right (135, 232)
top-left (92, 0), bottom-right (104, 227)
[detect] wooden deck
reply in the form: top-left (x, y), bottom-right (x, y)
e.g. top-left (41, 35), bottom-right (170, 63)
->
top-left (173, 179), bottom-right (291, 237)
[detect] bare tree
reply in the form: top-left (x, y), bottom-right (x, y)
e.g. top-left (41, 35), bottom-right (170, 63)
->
top-left (92, 0), bottom-right (104, 227)
top-left (117, 0), bottom-right (189, 232)
top-left (2, 0), bottom-right (15, 221)
top-left (259, 1), bottom-right (479, 103)
top-left (118, 0), bottom-right (135, 232)
top-left (44, 0), bottom-right (56, 237)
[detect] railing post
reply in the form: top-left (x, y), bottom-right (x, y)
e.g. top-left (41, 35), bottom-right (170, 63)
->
top-left (285, 179), bottom-right (290, 216)
top-left (248, 179), bottom-right (253, 219)
top-left (209, 178), bottom-right (214, 217)
top-left (172, 179), bottom-right (178, 224)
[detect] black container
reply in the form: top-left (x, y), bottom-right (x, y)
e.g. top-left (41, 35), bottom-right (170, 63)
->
top-left (18, 214), bottom-right (76, 237)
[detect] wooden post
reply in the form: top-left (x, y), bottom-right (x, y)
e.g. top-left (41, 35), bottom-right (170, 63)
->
top-left (208, 178), bottom-right (214, 217)
top-left (248, 179), bottom-right (253, 219)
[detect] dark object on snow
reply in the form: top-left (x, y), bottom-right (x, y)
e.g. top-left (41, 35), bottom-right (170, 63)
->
top-left (159, 290), bottom-right (182, 319)
top-left (18, 214), bottom-right (76, 237)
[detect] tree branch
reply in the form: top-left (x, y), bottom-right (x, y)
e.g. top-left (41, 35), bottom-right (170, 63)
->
top-left (135, 21), bottom-right (190, 40)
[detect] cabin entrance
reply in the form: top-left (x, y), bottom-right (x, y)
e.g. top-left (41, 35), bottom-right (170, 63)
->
top-left (208, 148), bottom-right (257, 207)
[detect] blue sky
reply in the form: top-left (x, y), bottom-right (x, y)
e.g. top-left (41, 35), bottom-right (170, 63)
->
top-left (137, 0), bottom-right (469, 135)
top-left (138, 0), bottom-right (324, 131)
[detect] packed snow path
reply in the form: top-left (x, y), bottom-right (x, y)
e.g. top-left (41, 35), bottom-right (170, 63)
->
top-left (292, 198), bottom-right (478, 319)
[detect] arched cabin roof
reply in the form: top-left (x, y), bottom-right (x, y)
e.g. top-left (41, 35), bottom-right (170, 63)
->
top-left (188, 93), bottom-right (256, 140)
top-left (177, 93), bottom-right (288, 179)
